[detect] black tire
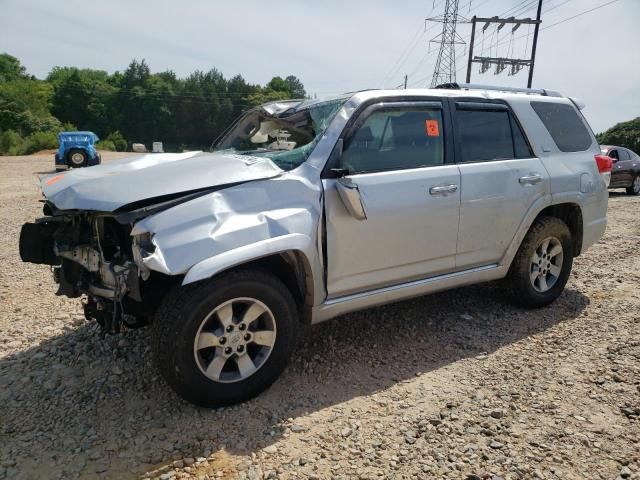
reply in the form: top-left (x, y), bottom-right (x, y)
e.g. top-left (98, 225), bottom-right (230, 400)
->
top-left (67, 149), bottom-right (87, 167)
top-left (152, 269), bottom-right (298, 407)
top-left (626, 175), bottom-right (640, 195)
top-left (506, 216), bottom-right (573, 309)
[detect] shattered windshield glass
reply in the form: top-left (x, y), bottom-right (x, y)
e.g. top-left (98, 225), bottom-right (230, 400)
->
top-left (213, 96), bottom-right (348, 170)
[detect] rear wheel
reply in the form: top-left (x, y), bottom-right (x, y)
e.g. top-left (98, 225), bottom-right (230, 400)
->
top-left (507, 216), bottom-right (573, 308)
top-left (152, 269), bottom-right (298, 407)
top-left (627, 175), bottom-right (640, 195)
top-left (67, 149), bottom-right (87, 167)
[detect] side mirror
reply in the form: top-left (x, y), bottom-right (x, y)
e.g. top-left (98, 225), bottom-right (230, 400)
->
top-left (335, 177), bottom-right (367, 220)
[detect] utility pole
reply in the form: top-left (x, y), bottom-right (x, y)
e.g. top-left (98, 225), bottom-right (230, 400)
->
top-left (428, 0), bottom-right (467, 87)
top-left (403, 74), bottom-right (408, 89)
top-left (465, 0), bottom-right (543, 87)
top-left (465, 18), bottom-right (476, 83)
top-left (527, 0), bottom-right (543, 87)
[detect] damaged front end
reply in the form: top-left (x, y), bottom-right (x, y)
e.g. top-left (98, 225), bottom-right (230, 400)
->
top-left (20, 203), bottom-right (166, 333)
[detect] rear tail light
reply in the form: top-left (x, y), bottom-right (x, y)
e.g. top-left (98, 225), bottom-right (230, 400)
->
top-left (595, 154), bottom-right (612, 186)
top-left (595, 154), bottom-right (612, 173)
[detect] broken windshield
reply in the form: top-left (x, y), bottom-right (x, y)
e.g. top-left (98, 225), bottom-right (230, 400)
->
top-left (213, 96), bottom-right (348, 170)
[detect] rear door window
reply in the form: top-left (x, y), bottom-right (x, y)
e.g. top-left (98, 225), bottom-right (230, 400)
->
top-left (530, 101), bottom-right (593, 152)
top-left (619, 149), bottom-right (631, 161)
top-left (455, 104), bottom-right (532, 162)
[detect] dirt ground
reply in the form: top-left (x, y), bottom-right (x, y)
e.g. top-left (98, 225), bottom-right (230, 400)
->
top-left (0, 153), bottom-right (638, 480)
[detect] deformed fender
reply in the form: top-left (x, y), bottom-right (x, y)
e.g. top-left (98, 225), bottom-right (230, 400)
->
top-left (182, 233), bottom-right (314, 286)
top-left (129, 169), bottom-right (328, 307)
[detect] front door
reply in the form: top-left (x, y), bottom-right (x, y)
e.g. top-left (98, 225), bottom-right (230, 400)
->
top-left (323, 101), bottom-right (461, 298)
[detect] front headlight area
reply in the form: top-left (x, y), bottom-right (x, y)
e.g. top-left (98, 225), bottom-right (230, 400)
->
top-left (131, 231), bottom-right (156, 280)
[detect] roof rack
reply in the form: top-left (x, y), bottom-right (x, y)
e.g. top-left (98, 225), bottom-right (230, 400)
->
top-left (435, 82), bottom-right (562, 97)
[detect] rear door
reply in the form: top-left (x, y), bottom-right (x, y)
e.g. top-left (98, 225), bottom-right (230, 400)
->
top-left (452, 99), bottom-right (550, 269)
top-left (323, 99), bottom-right (461, 298)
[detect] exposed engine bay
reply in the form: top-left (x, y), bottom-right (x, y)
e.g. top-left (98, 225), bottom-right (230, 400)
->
top-left (19, 203), bottom-right (167, 333)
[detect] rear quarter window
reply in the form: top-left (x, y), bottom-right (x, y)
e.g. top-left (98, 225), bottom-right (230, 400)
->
top-left (530, 101), bottom-right (593, 152)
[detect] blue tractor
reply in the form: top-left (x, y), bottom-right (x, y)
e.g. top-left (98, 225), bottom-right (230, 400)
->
top-left (55, 131), bottom-right (101, 171)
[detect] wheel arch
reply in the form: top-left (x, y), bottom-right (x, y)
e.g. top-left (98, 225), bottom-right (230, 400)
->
top-left (502, 198), bottom-right (584, 272)
top-left (534, 202), bottom-right (583, 256)
top-left (181, 235), bottom-right (316, 323)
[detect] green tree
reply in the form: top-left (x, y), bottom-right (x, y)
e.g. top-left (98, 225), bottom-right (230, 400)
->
top-left (0, 54), bottom-right (307, 155)
top-left (285, 75), bottom-right (306, 98)
top-left (0, 53), bottom-right (29, 82)
top-left (48, 67), bottom-right (116, 136)
top-left (0, 79), bottom-right (60, 136)
top-left (0, 129), bottom-right (24, 155)
top-left (596, 117), bottom-right (640, 153)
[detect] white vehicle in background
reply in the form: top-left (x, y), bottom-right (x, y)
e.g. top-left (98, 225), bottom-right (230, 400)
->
top-left (20, 83), bottom-right (610, 407)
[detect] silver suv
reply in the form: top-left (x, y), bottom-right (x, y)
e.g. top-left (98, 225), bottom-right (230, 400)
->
top-left (20, 83), bottom-right (610, 407)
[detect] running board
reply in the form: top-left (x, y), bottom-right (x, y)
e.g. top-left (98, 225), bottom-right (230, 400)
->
top-left (311, 264), bottom-right (504, 324)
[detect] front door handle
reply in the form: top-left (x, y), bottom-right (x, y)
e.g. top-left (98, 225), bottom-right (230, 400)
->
top-left (429, 184), bottom-right (458, 196)
top-left (519, 173), bottom-right (543, 185)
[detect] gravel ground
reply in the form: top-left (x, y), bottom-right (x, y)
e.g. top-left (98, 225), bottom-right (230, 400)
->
top-left (0, 153), bottom-right (638, 480)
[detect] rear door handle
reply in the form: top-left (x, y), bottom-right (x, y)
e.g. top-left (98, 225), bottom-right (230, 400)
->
top-left (519, 173), bottom-right (543, 185)
top-left (429, 184), bottom-right (458, 196)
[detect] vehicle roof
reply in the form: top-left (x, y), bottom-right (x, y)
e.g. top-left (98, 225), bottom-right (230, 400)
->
top-left (259, 87), bottom-right (569, 117)
top-left (347, 87), bottom-right (568, 103)
top-left (59, 131), bottom-right (97, 137)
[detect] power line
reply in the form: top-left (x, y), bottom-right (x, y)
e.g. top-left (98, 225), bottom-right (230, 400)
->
top-left (541, 0), bottom-right (619, 29)
top-left (380, 25), bottom-right (425, 88)
top-left (543, 0), bottom-right (573, 14)
top-left (492, 0), bottom-right (621, 50)
top-left (454, 0), bottom-right (621, 77)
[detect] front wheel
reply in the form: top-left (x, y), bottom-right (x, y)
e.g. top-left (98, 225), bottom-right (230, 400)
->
top-left (506, 216), bottom-right (573, 308)
top-left (627, 175), bottom-right (640, 195)
top-left (152, 269), bottom-right (298, 407)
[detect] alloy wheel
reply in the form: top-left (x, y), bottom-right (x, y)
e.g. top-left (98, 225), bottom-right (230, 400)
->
top-left (193, 297), bottom-right (277, 383)
top-left (529, 236), bottom-right (564, 293)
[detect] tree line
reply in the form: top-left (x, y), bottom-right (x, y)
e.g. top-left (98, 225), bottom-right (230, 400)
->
top-left (596, 117), bottom-right (640, 154)
top-left (0, 53), bottom-right (306, 155)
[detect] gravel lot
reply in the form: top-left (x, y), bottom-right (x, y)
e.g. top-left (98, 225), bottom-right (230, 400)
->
top-left (0, 153), bottom-right (638, 480)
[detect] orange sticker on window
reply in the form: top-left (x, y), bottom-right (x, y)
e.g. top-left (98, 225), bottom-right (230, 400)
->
top-left (426, 119), bottom-right (440, 137)
top-left (46, 174), bottom-right (64, 186)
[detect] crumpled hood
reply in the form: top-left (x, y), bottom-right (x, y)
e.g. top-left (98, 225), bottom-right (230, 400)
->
top-left (41, 151), bottom-right (283, 212)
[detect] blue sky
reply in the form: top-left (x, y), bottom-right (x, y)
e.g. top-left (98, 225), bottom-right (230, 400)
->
top-left (1, 0), bottom-right (638, 132)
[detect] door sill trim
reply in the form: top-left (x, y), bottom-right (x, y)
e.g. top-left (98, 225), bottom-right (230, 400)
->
top-left (312, 264), bottom-right (504, 324)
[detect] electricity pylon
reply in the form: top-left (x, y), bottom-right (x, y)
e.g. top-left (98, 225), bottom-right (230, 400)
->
top-left (428, 0), bottom-right (467, 87)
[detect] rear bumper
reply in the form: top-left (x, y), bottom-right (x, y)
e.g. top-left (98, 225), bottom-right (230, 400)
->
top-left (54, 153), bottom-right (67, 167)
top-left (580, 190), bottom-right (609, 252)
top-left (54, 152), bottom-right (101, 168)
top-left (582, 216), bottom-right (607, 252)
